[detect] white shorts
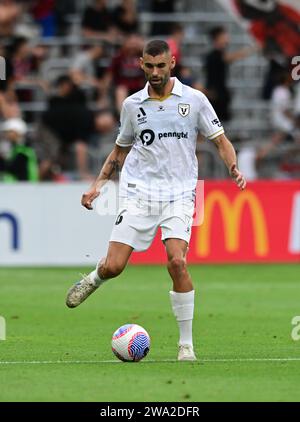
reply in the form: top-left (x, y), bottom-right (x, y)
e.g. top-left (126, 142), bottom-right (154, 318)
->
top-left (110, 197), bottom-right (194, 251)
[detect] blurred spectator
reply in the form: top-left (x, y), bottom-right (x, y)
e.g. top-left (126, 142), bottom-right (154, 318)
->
top-left (92, 109), bottom-right (118, 158)
top-left (110, 33), bottom-right (144, 113)
top-left (205, 27), bottom-right (231, 122)
top-left (112, 0), bottom-right (139, 37)
top-left (262, 59), bottom-right (287, 101)
top-left (270, 71), bottom-right (295, 144)
top-left (167, 23), bottom-right (184, 69)
top-left (0, 117), bottom-right (38, 181)
top-left (234, 0), bottom-right (300, 99)
top-left (205, 26), bottom-right (258, 122)
top-left (9, 36), bottom-right (32, 82)
top-left (166, 23), bottom-right (201, 89)
top-left (70, 44), bottom-right (111, 109)
top-left (279, 145), bottom-right (300, 178)
top-left (0, 91), bottom-right (20, 119)
top-left (0, 44), bottom-right (20, 118)
top-left (0, 44), bottom-right (14, 93)
top-left (81, 0), bottom-right (116, 43)
top-left (237, 143), bottom-right (258, 181)
top-left (150, 0), bottom-right (176, 36)
top-left (255, 72), bottom-right (298, 178)
top-left (54, 0), bottom-right (75, 37)
top-left (39, 75), bottom-right (94, 181)
top-left (7, 36), bottom-right (49, 116)
top-left (94, 110), bottom-right (117, 138)
top-left (0, 0), bottom-right (22, 38)
top-left (30, 0), bottom-right (55, 38)
top-left (294, 81), bottom-right (300, 120)
top-left (30, 43), bottom-right (50, 77)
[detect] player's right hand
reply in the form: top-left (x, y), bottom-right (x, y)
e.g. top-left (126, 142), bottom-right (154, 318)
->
top-left (81, 188), bottom-right (100, 210)
top-left (230, 165), bottom-right (246, 190)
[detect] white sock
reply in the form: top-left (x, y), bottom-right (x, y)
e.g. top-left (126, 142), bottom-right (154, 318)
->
top-left (169, 290), bottom-right (194, 347)
top-left (90, 269), bottom-right (101, 284)
top-left (90, 261), bottom-right (105, 286)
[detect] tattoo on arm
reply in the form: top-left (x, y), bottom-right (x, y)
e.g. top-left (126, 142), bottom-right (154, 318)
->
top-left (102, 159), bottom-right (121, 180)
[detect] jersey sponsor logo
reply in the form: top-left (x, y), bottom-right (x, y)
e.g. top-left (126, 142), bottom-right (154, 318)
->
top-left (137, 107), bottom-right (147, 125)
top-left (140, 129), bottom-right (155, 146)
top-left (211, 118), bottom-right (222, 128)
top-left (157, 105), bottom-right (165, 112)
top-left (158, 131), bottom-right (188, 140)
top-left (178, 103), bottom-right (190, 117)
top-left (140, 130), bottom-right (189, 145)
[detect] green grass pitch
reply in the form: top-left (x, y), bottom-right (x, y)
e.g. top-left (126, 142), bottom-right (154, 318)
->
top-left (0, 264), bottom-right (300, 402)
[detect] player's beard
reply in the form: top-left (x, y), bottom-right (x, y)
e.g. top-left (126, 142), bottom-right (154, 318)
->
top-left (149, 74), bottom-right (169, 94)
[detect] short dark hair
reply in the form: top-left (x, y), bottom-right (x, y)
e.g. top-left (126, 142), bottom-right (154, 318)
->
top-left (9, 36), bottom-right (28, 56)
top-left (143, 40), bottom-right (170, 57)
top-left (54, 74), bottom-right (73, 87)
top-left (170, 23), bottom-right (184, 34)
top-left (209, 26), bottom-right (226, 41)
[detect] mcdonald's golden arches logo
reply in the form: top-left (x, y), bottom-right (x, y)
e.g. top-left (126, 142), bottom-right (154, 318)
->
top-left (196, 190), bottom-right (269, 257)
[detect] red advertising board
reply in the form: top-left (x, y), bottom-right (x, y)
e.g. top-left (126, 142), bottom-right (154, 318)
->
top-left (130, 181), bottom-right (300, 264)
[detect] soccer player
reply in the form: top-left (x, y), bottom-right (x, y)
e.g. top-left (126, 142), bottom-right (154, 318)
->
top-left (66, 40), bottom-right (246, 361)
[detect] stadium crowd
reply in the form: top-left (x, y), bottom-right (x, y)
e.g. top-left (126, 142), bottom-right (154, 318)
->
top-left (0, 0), bottom-right (299, 182)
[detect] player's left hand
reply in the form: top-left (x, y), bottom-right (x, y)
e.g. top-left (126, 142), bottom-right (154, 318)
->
top-left (230, 165), bottom-right (246, 190)
top-left (81, 188), bottom-right (100, 210)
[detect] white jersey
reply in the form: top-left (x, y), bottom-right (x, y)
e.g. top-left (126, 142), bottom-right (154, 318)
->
top-left (271, 85), bottom-right (294, 133)
top-left (116, 77), bottom-right (224, 200)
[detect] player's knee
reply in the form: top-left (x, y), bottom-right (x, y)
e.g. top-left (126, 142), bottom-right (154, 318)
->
top-left (168, 256), bottom-right (186, 274)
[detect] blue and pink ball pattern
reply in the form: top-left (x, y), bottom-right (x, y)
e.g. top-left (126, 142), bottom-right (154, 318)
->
top-left (112, 324), bottom-right (150, 362)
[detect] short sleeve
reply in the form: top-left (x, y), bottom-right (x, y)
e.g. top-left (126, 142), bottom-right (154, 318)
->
top-left (116, 102), bottom-right (134, 147)
top-left (198, 95), bottom-right (224, 140)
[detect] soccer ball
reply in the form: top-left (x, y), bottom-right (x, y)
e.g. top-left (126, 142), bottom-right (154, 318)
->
top-left (112, 324), bottom-right (150, 362)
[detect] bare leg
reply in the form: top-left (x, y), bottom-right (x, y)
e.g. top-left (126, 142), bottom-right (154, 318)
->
top-left (165, 238), bottom-right (196, 360)
top-left (98, 241), bottom-right (133, 280)
top-left (165, 238), bottom-right (193, 292)
top-left (66, 241), bottom-right (133, 308)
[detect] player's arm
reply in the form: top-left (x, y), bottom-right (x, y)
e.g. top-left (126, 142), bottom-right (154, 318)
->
top-left (81, 99), bottom-right (133, 210)
top-left (211, 133), bottom-right (246, 190)
top-left (197, 93), bottom-right (246, 189)
top-left (81, 144), bottom-right (131, 210)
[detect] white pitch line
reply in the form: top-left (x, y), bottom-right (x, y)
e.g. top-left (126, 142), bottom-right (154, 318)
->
top-left (202, 358), bottom-right (300, 362)
top-left (0, 358), bottom-right (300, 365)
top-left (0, 360), bottom-right (121, 365)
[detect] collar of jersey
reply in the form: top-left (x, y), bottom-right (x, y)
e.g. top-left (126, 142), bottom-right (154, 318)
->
top-left (140, 77), bottom-right (183, 103)
top-left (147, 93), bottom-right (173, 102)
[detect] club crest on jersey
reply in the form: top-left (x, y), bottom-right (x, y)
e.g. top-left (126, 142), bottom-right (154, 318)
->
top-left (178, 103), bottom-right (190, 117)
